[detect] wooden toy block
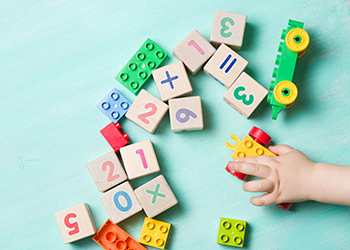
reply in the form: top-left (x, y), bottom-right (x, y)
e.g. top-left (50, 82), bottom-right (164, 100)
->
top-left (168, 96), bottom-right (203, 132)
top-left (152, 61), bottom-right (193, 101)
top-left (223, 72), bottom-right (268, 118)
top-left (173, 29), bottom-right (216, 75)
top-left (203, 44), bottom-right (248, 89)
top-left (100, 122), bottom-right (130, 152)
top-left (139, 217), bottom-right (171, 249)
top-left (210, 11), bottom-right (247, 50)
top-left (126, 89), bottom-right (168, 134)
top-left (55, 203), bottom-right (96, 244)
top-left (217, 217), bottom-right (246, 247)
top-left (100, 181), bottom-right (143, 224)
top-left (119, 139), bottom-right (160, 180)
top-left (93, 218), bottom-right (147, 250)
top-left (134, 175), bottom-right (178, 218)
top-left (86, 151), bottom-right (128, 192)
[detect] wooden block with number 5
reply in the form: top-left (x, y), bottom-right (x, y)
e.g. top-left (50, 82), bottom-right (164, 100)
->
top-left (223, 72), bottom-right (268, 118)
top-left (86, 151), bottom-right (128, 192)
top-left (55, 203), bottom-right (96, 244)
top-left (169, 96), bottom-right (203, 132)
top-left (120, 139), bottom-right (160, 180)
top-left (126, 89), bottom-right (168, 134)
top-left (173, 29), bottom-right (216, 75)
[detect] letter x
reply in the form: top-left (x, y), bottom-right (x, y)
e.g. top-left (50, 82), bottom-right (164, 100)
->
top-left (146, 184), bottom-right (166, 204)
top-left (160, 71), bottom-right (179, 90)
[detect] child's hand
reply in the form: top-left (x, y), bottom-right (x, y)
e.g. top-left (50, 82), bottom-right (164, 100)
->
top-left (226, 145), bottom-right (316, 206)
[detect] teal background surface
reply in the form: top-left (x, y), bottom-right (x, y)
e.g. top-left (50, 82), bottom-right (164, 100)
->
top-left (1, 0), bottom-right (350, 249)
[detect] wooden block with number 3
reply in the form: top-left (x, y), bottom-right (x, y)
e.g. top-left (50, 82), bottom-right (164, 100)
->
top-left (224, 72), bottom-right (268, 118)
top-left (126, 89), bottom-right (168, 134)
top-left (86, 151), bottom-right (128, 192)
top-left (169, 96), bottom-right (203, 132)
top-left (120, 139), bottom-right (160, 180)
top-left (173, 29), bottom-right (216, 75)
top-left (55, 203), bottom-right (96, 244)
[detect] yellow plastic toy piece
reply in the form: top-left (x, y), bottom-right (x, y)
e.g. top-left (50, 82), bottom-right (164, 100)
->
top-left (285, 28), bottom-right (310, 53)
top-left (225, 135), bottom-right (275, 159)
top-left (273, 80), bottom-right (298, 106)
top-left (139, 217), bottom-right (171, 249)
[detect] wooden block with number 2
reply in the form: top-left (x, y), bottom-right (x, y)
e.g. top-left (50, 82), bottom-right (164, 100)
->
top-left (169, 96), bottom-right (203, 132)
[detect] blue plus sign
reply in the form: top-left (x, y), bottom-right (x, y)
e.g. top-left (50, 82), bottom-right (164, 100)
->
top-left (160, 71), bottom-right (179, 89)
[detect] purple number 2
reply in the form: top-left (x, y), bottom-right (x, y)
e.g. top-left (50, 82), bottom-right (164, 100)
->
top-left (175, 108), bottom-right (197, 123)
top-left (187, 39), bottom-right (205, 55)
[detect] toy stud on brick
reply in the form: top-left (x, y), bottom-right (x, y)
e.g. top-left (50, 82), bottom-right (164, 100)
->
top-left (93, 218), bottom-right (147, 250)
top-left (204, 44), bottom-right (248, 89)
top-left (116, 38), bottom-right (168, 94)
top-left (55, 203), bottom-right (96, 244)
top-left (139, 217), bottom-right (171, 249)
top-left (223, 72), bottom-right (268, 118)
top-left (225, 126), bottom-right (292, 210)
top-left (97, 88), bottom-right (131, 123)
top-left (173, 29), bottom-right (216, 75)
top-left (217, 217), bottom-right (246, 247)
top-left (100, 122), bottom-right (130, 152)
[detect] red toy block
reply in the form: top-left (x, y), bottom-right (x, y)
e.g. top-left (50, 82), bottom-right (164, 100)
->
top-left (277, 202), bottom-right (292, 211)
top-left (93, 219), bottom-right (147, 250)
top-left (225, 163), bottom-right (246, 181)
top-left (248, 126), bottom-right (271, 147)
top-left (100, 122), bottom-right (130, 152)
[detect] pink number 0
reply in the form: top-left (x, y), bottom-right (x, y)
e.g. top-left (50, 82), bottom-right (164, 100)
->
top-left (187, 39), bottom-right (205, 55)
top-left (137, 102), bottom-right (158, 125)
top-left (135, 148), bottom-right (148, 169)
top-left (64, 213), bottom-right (80, 236)
top-left (101, 160), bottom-right (120, 183)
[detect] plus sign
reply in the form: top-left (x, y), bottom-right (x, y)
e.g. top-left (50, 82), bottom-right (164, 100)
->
top-left (146, 184), bottom-right (166, 204)
top-left (160, 71), bottom-right (179, 89)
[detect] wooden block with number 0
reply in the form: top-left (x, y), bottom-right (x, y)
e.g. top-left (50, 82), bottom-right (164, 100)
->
top-left (169, 96), bottom-right (203, 132)
top-left (120, 139), bottom-right (160, 180)
top-left (224, 72), bottom-right (268, 118)
top-left (126, 89), bottom-right (168, 134)
top-left (86, 151), bottom-right (128, 192)
top-left (55, 203), bottom-right (96, 244)
top-left (173, 29), bottom-right (216, 75)
top-left (210, 10), bottom-right (247, 50)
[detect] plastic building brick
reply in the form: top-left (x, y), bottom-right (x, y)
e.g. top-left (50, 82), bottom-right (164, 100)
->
top-left (139, 217), bottom-right (171, 249)
top-left (116, 38), bottom-right (168, 94)
top-left (100, 122), bottom-right (130, 152)
top-left (97, 88), bottom-right (131, 123)
top-left (93, 218), bottom-right (147, 250)
top-left (217, 217), bottom-right (246, 247)
top-left (267, 19), bottom-right (310, 120)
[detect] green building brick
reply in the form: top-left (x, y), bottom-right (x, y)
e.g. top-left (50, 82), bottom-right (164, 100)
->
top-left (116, 38), bottom-right (168, 94)
top-left (217, 217), bottom-right (247, 247)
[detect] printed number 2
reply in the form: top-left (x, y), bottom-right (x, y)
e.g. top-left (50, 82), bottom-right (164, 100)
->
top-left (137, 102), bottom-right (158, 125)
top-left (113, 191), bottom-right (132, 212)
top-left (101, 160), bottom-right (120, 183)
top-left (234, 86), bottom-right (254, 105)
top-left (63, 213), bottom-right (80, 236)
top-left (176, 108), bottom-right (197, 123)
top-left (135, 148), bottom-right (148, 169)
top-left (187, 39), bottom-right (205, 55)
top-left (220, 17), bottom-right (235, 38)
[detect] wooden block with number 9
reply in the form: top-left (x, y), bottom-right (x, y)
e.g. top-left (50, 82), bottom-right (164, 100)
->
top-left (126, 89), bottom-right (168, 134)
top-left (169, 96), bottom-right (203, 132)
top-left (55, 203), bottom-right (96, 244)
top-left (223, 72), bottom-right (268, 118)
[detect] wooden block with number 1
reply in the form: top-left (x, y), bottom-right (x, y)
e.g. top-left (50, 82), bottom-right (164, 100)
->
top-left (126, 89), bottom-right (168, 134)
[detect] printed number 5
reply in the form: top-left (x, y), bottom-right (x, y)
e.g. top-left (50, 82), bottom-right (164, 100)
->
top-left (234, 86), bottom-right (254, 105)
top-left (220, 17), bottom-right (235, 38)
top-left (63, 213), bottom-right (80, 236)
top-left (137, 102), bottom-right (158, 125)
top-left (176, 108), bottom-right (197, 123)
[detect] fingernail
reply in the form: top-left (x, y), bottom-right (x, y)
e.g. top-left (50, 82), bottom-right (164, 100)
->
top-left (234, 158), bottom-right (242, 162)
top-left (225, 161), bottom-right (236, 171)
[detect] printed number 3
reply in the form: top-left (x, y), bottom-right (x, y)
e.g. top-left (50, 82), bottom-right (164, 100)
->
top-left (176, 108), bottom-right (197, 123)
top-left (234, 86), bottom-right (254, 105)
top-left (220, 17), bottom-right (235, 38)
top-left (64, 213), bottom-right (80, 236)
top-left (137, 102), bottom-right (158, 125)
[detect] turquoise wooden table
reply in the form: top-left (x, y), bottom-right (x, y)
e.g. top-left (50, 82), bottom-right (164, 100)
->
top-left (1, 0), bottom-right (350, 249)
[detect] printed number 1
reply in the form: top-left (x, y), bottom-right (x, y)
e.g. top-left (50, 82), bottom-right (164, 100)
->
top-left (63, 213), bottom-right (80, 236)
top-left (234, 86), bottom-right (254, 105)
top-left (135, 148), bottom-right (148, 169)
top-left (220, 17), bottom-right (235, 38)
top-left (187, 39), bottom-right (205, 55)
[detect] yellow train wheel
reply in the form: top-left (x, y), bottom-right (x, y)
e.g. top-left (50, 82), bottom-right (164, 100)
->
top-left (286, 28), bottom-right (309, 53)
top-left (297, 48), bottom-right (307, 58)
top-left (274, 81), bottom-right (298, 106)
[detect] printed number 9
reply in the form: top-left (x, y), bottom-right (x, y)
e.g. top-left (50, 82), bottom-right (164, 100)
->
top-left (175, 108), bottom-right (197, 123)
top-left (234, 86), bottom-right (254, 106)
top-left (220, 17), bottom-right (235, 38)
top-left (63, 213), bottom-right (80, 236)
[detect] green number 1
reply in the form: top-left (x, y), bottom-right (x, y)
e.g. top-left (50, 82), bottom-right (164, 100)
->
top-left (220, 17), bottom-right (235, 38)
top-left (234, 86), bottom-right (254, 105)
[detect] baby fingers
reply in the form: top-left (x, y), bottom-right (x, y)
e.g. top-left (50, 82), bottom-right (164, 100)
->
top-left (227, 161), bottom-right (271, 179)
top-left (243, 179), bottom-right (274, 193)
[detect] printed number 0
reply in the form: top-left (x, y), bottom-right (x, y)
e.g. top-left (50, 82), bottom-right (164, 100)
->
top-left (176, 108), bottom-right (197, 123)
top-left (113, 191), bottom-right (132, 212)
top-left (137, 102), bottom-right (158, 125)
top-left (234, 86), bottom-right (254, 106)
top-left (63, 213), bottom-right (80, 236)
top-left (220, 17), bottom-right (235, 38)
top-left (101, 160), bottom-right (120, 183)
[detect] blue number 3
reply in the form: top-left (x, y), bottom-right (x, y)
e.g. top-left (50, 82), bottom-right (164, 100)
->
top-left (234, 86), bottom-right (254, 106)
